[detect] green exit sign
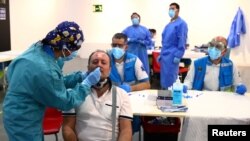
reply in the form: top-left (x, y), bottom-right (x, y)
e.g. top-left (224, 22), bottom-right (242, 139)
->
top-left (93, 5), bottom-right (102, 12)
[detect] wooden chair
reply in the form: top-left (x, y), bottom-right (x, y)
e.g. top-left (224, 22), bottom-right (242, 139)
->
top-left (43, 107), bottom-right (63, 141)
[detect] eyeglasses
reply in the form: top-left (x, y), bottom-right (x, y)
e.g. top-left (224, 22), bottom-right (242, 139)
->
top-left (208, 41), bottom-right (225, 51)
top-left (111, 43), bottom-right (125, 48)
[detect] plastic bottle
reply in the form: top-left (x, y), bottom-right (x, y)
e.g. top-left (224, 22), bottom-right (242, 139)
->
top-left (172, 77), bottom-right (183, 106)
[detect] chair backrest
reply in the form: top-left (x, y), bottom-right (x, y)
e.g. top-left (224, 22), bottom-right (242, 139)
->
top-left (44, 107), bottom-right (62, 118)
top-left (43, 107), bottom-right (63, 136)
top-left (152, 51), bottom-right (161, 73)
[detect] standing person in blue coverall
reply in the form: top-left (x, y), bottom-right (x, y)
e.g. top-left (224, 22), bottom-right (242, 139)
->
top-left (159, 2), bottom-right (188, 89)
top-left (122, 12), bottom-right (152, 76)
top-left (3, 21), bottom-right (101, 141)
top-left (109, 33), bottom-right (150, 135)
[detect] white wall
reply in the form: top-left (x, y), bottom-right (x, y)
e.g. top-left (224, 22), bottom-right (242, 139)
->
top-left (9, 0), bottom-right (250, 66)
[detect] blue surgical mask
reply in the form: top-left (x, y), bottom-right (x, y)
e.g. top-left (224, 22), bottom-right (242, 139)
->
top-left (112, 47), bottom-right (125, 59)
top-left (132, 18), bottom-right (139, 25)
top-left (168, 9), bottom-right (175, 18)
top-left (62, 50), bottom-right (78, 61)
top-left (208, 47), bottom-right (221, 60)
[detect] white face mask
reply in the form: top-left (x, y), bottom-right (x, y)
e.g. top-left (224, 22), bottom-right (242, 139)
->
top-left (111, 47), bottom-right (125, 59)
top-left (61, 46), bottom-right (78, 61)
top-left (168, 9), bottom-right (175, 18)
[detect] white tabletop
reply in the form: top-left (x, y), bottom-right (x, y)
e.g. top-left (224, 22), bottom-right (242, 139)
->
top-left (130, 89), bottom-right (250, 141)
top-left (0, 50), bottom-right (24, 62)
top-left (129, 89), bottom-right (186, 117)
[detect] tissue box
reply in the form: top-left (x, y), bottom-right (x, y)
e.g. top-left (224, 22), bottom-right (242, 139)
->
top-left (156, 90), bottom-right (172, 107)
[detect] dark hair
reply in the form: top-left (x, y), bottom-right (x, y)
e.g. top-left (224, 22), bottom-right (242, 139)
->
top-left (170, 2), bottom-right (180, 10)
top-left (112, 33), bottom-right (128, 43)
top-left (131, 12), bottom-right (141, 20)
top-left (149, 29), bottom-right (156, 34)
top-left (88, 49), bottom-right (111, 66)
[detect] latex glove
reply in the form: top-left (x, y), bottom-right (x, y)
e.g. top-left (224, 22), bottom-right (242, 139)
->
top-left (235, 84), bottom-right (247, 95)
top-left (81, 67), bottom-right (101, 87)
top-left (127, 38), bottom-right (137, 43)
top-left (173, 57), bottom-right (181, 64)
top-left (183, 85), bottom-right (188, 93)
top-left (157, 55), bottom-right (161, 63)
top-left (138, 40), bottom-right (145, 45)
top-left (119, 84), bottom-right (131, 92)
top-left (81, 72), bottom-right (87, 80)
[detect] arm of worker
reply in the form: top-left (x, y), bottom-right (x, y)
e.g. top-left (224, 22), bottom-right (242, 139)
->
top-left (118, 118), bottom-right (132, 141)
top-left (131, 81), bottom-right (150, 91)
top-left (232, 63), bottom-right (247, 95)
top-left (174, 22), bottom-right (188, 59)
top-left (117, 89), bottom-right (133, 141)
top-left (138, 28), bottom-right (153, 47)
top-left (232, 63), bottom-right (243, 87)
top-left (32, 67), bottom-right (100, 111)
top-left (63, 71), bottom-right (86, 88)
top-left (62, 114), bottom-right (77, 141)
top-left (133, 57), bottom-right (151, 90)
top-left (183, 61), bottom-right (195, 90)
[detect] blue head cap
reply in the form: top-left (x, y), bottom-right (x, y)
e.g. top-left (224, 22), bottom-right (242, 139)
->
top-left (43, 21), bottom-right (84, 51)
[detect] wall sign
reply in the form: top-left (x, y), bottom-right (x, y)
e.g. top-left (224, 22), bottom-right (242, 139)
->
top-left (93, 4), bottom-right (102, 12)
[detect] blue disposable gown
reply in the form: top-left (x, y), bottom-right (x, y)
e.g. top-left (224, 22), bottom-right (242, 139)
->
top-left (122, 25), bottom-right (152, 75)
top-left (3, 42), bottom-right (90, 141)
top-left (227, 8), bottom-right (246, 48)
top-left (160, 17), bottom-right (188, 88)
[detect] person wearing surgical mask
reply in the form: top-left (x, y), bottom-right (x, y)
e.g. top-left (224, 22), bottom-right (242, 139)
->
top-left (109, 33), bottom-right (150, 135)
top-left (184, 36), bottom-right (247, 95)
top-left (159, 2), bottom-right (188, 89)
top-left (122, 12), bottom-right (152, 76)
top-left (3, 21), bottom-right (101, 141)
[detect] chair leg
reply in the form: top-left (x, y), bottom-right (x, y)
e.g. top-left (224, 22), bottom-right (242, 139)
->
top-left (55, 133), bottom-right (58, 141)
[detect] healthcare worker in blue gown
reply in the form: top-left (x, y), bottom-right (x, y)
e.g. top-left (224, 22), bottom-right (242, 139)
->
top-left (159, 2), bottom-right (188, 89)
top-left (3, 21), bottom-right (101, 141)
top-left (122, 12), bottom-right (152, 75)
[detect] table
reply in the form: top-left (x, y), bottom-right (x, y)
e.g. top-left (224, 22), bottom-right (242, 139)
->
top-left (179, 91), bottom-right (250, 141)
top-left (129, 89), bottom-right (186, 117)
top-left (129, 90), bottom-right (250, 141)
top-left (0, 51), bottom-right (23, 90)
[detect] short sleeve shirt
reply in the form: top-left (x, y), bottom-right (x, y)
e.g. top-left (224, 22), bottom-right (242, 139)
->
top-left (63, 86), bottom-right (133, 141)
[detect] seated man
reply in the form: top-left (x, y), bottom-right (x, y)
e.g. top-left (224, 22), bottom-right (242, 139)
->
top-left (109, 33), bottom-right (151, 134)
top-left (184, 36), bottom-right (247, 94)
top-left (62, 50), bottom-right (133, 141)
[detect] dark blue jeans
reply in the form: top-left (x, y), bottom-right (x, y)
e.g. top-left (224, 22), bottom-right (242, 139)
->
top-left (132, 116), bottom-right (141, 134)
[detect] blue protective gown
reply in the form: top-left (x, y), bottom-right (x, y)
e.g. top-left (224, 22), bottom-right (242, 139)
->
top-left (227, 8), bottom-right (246, 48)
top-left (122, 25), bottom-right (152, 75)
top-left (3, 42), bottom-right (90, 141)
top-left (160, 17), bottom-right (188, 88)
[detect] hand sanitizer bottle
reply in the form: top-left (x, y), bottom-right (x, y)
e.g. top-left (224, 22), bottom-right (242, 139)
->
top-left (172, 76), bottom-right (183, 106)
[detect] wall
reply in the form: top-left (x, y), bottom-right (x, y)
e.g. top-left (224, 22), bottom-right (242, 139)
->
top-left (9, 0), bottom-right (250, 66)
top-left (6, 0), bottom-right (250, 90)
